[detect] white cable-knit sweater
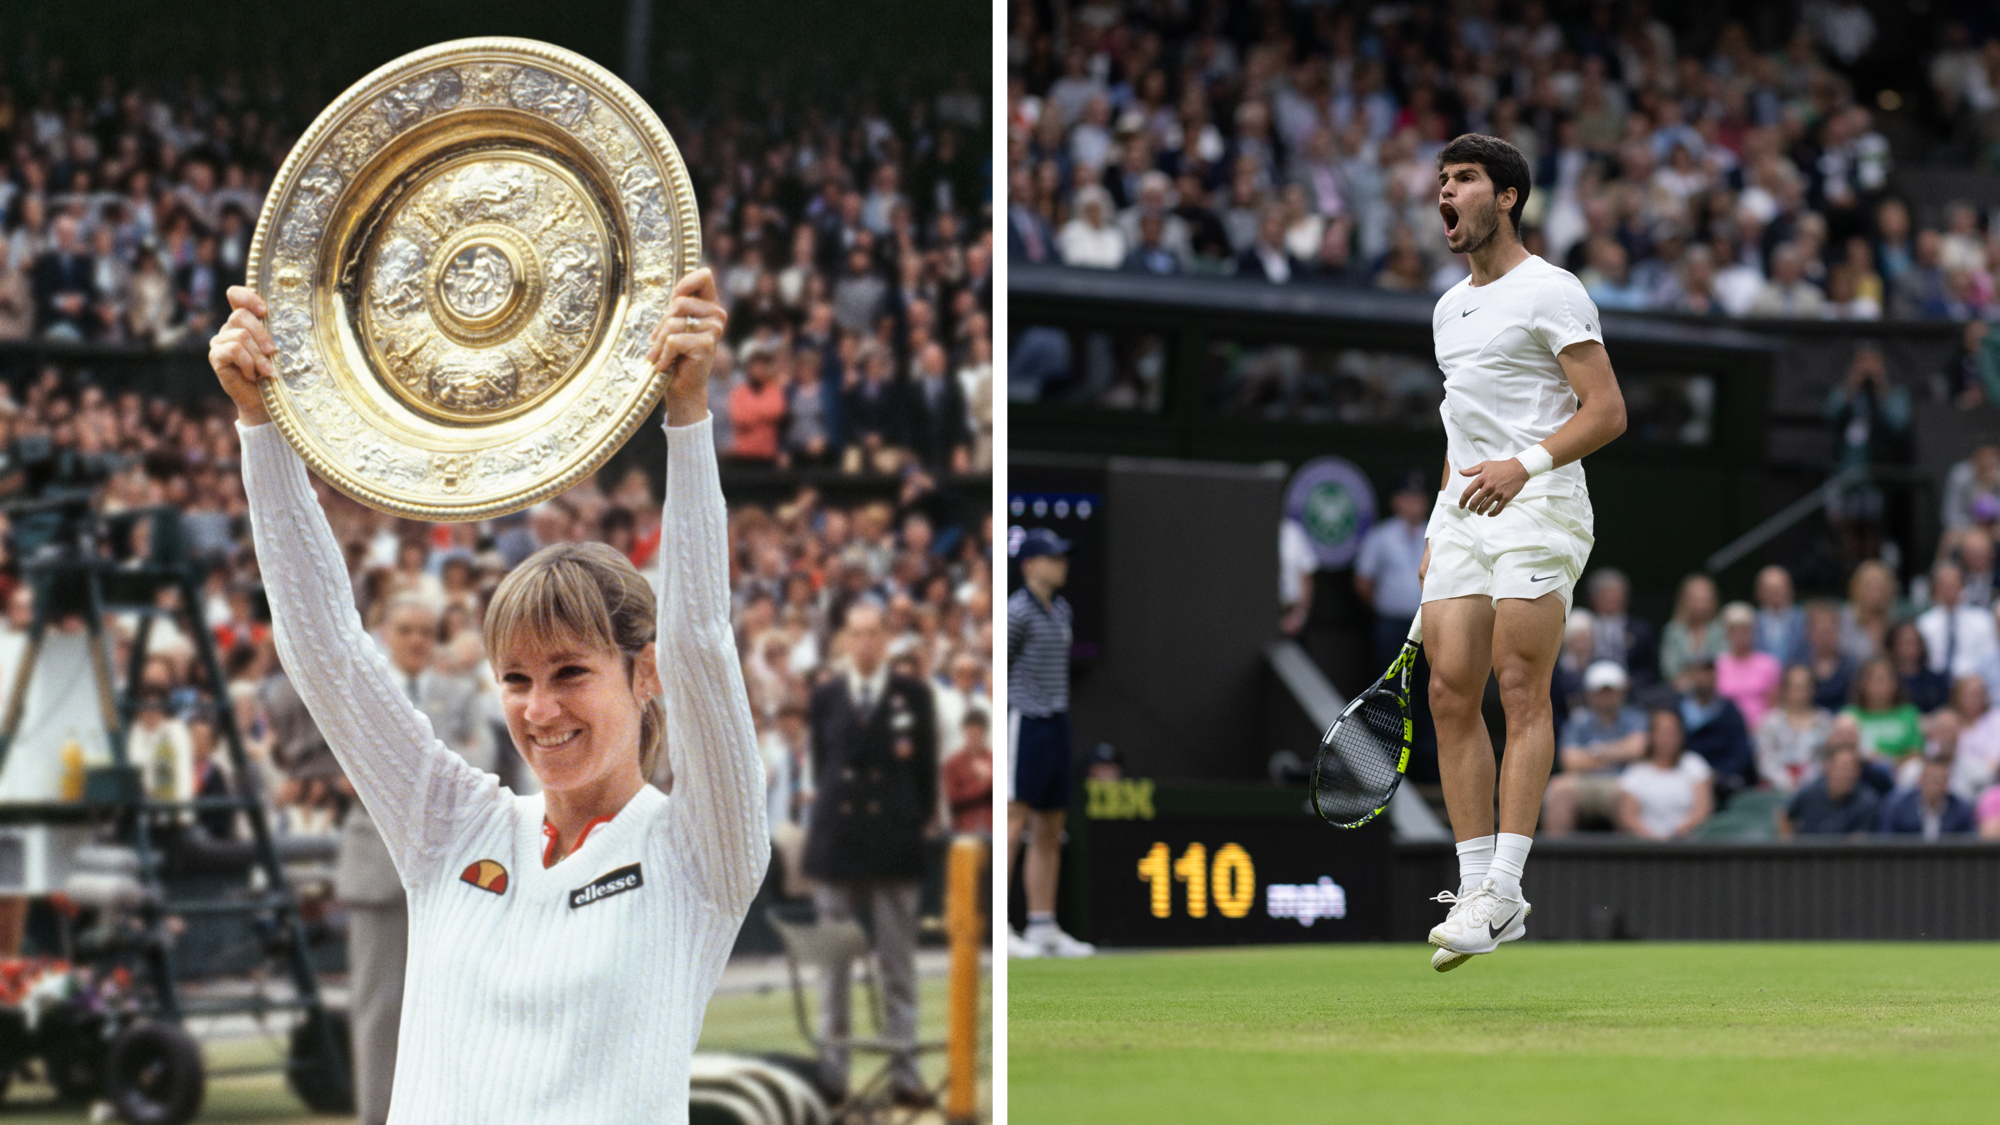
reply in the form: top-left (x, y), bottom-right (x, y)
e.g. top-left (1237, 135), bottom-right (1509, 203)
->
top-left (240, 416), bottom-right (768, 1124)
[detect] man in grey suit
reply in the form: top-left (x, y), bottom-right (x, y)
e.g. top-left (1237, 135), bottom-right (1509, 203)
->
top-left (341, 593), bottom-right (494, 1125)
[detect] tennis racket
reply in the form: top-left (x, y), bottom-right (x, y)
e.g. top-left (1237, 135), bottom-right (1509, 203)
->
top-left (1310, 614), bottom-right (1421, 829)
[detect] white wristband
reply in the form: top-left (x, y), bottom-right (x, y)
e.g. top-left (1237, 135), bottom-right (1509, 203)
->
top-left (1514, 443), bottom-right (1554, 478)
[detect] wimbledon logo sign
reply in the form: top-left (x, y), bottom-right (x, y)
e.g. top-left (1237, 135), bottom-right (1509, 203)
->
top-left (1284, 457), bottom-right (1376, 569)
top-left (1266, 877), bottom-right (1349, 927)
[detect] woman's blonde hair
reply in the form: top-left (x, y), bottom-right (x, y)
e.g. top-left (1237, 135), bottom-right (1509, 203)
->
top-left (483, 541), bottom-right (662, 778)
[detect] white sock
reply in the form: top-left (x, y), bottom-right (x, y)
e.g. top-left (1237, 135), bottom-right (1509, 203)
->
top-left (1454, 835), bottom-right (1495, 896)
top-left (1488, 833), bottom-right (1533, 900)
top-left (1025, 912), bottom-right (1055, 934)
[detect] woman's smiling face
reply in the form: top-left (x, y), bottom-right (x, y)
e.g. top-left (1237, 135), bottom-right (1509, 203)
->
top-left (500, 635), bottom-right (659, 795)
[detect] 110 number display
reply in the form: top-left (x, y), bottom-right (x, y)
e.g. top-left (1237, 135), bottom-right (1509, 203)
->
top-left (1134, 842), bottom-right (1256, 919)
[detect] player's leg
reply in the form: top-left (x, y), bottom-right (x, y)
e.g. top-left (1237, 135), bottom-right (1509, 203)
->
top-left (1421, 593), bottom-right (1508, 965)
top-left (1492, 590), bottom-right (1568, 839)
top-left (1423, 593), bottom-right (1498, 848)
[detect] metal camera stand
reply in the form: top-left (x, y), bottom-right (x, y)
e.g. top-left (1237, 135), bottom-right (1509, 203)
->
top-left (0, 498), bottom-right (350, 1122)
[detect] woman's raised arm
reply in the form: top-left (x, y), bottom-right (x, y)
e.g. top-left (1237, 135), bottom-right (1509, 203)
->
top-left (216, 288), bottom-right (485, 889)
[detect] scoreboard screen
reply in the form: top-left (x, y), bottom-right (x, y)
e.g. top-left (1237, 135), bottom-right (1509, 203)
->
top-left (1084, 784), bottom-right (1392, 946)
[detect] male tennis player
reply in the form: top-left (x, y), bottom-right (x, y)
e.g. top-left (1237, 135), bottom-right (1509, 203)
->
top-left (1420, 134), bottom-right (1627, 971)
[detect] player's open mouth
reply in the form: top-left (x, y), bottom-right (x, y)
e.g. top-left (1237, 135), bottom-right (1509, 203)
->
top-left (1441, 203), bottom-right (1460, 237)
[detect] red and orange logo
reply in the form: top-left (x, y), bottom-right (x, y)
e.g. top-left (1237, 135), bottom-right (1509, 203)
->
top-left (460, 859), bottom-right (509, 895)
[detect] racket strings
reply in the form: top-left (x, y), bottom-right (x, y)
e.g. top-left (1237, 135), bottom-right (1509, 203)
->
top-left (1311, 689), bottom-right (1408, 825)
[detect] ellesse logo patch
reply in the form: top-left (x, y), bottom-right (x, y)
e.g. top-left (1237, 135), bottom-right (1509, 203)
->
top-left (460, 859), bottom-right (509, 895)
top-left (570, 863), bottom-right (643, 909)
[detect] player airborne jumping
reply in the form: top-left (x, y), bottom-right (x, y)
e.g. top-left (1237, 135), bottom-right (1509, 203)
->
top-left (1419, 135), bottom-right (1627, 971)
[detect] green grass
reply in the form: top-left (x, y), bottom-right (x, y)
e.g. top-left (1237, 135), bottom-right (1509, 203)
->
top-left (0, 973), bottom-right (989, 1122)
top-left (1010, 943), bottom-right (2000, 1125)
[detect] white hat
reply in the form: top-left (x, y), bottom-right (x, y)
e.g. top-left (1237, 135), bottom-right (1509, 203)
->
top-left (1583, 660), bottom-right (1629, 692)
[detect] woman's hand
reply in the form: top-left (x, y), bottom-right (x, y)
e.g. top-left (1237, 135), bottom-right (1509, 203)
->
top-left (647, 267), bottom-right (728, 426)
top-left (208, 286), bottom-right (277, 426)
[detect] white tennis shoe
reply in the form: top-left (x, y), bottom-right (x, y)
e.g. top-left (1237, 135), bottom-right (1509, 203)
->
top-left (1008, 930), bottom-right (1043, 959)
top-left (1029, 924), bottom-right (1096, 958)
top-left (1427, 879), bottom-right (1530, 968)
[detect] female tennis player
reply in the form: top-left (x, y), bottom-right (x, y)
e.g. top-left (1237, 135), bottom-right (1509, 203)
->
top-left (1420, 134), bottom-right (1626, 972)
top-left (207, 270), bottom-right (767, 1121)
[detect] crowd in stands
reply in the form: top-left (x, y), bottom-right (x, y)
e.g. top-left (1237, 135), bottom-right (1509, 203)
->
top-left (1546, 448), bottom-right (2000, 841)
top-left (0, 353), bottom-right (992, 869)
top-left (1007, 0), bottom-right (2000, 332)
top-left (0, 57), bottom-right (994, 476)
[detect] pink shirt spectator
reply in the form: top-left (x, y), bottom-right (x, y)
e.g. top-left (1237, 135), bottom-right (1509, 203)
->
top-left (727, 380), bottom-right (786, 461)
top-left (1716, 650), bottom-right (1782, 730)
top-left (1977, 785), bottom-right (2000, 833)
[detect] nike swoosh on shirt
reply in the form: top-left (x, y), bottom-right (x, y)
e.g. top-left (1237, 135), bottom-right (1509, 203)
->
top-left (1530, 574), bottom-right (1558, 582)
top-left (1488, 908), bottom-right (1521, 939)
top-left (1461, 308), bottom-right (1478, 317)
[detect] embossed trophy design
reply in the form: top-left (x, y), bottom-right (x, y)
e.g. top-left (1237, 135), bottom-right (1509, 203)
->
top-left (247, 38), bottom-right (701, 520)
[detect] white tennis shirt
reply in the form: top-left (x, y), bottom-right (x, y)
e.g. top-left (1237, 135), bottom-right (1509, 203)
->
top-left (1431, 254), bottom-right (1602, 503)
top-left (241, 416), bottom-right (767, 1124)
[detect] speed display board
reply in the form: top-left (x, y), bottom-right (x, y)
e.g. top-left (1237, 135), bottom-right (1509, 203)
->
top-left (1085, 806), bottom-right (1391, 946)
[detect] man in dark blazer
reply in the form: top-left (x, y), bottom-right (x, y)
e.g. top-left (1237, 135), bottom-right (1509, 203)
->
top-left (903, 341), bottom-right (970, 474)
top-left (1585, 568), bottom-right (1661, 690)
top-left (32, 213), bottom-right (95, 340)
top-left (803, 600), bottom-right (938, 1106)
top-left (1877, 756), bottom-right (1976, 838)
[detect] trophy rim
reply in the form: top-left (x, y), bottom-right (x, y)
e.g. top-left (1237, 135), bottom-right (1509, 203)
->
top-left (247, 36), bottom-right (701, 522)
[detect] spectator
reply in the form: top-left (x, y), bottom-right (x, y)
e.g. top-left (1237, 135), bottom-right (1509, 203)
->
top-left (1915, 561), bottom-right (1999, 687)
top-left (1758, 664), bottom-right (1833, 795)
top-left (1615, 708), bottom-right (1714, 840)
top-left (1777, 732), bottom-right (1879, 836)
top-left (1958, 528), bottom-right (1996, 608)
top-left (1660, 573), bottom-right (1726, 688)
top-left (940, 709), bottom-right (992, 836)
top-left (1552, 608), bottom-right (1598, 730)
top-left (1114, 170), bottom-right (1190, 267)
top-left (783, 335), bottom-right (841, 468)
top-left (905, 342), bottom-right (971, 474)
top-left (1890, 620), bottom-right (1950, 714)
top-left (1843, 655), bottom-right (1926, 765)
top-left (1804, 599), bottom-right (1859, 710)
top-left (1006, 167), bottom-right (1055, 264)
top-left (1840, 559), bottom-right (1901, 663)
top-left (1940, 443), bottom-right (2000, 545)
top-left (1119, 212), bottom-right (1181, 275)
top-left (843, 346), bottom-right (906, 475)
top-left (32, 212), bottom-right (93, 341)
top-left (1877, 755), bottom-right (1976, 838)
top-left (726, 341), bottom-right (787, 465)
top-left (1057, 185), bottom-right (1125, 269)
top-left (1716, 602), bottom-right (1781, 729)
top-left (1823, 346), bottom-right (1910, 566)
top-left (1947, 676), bottom-right (2000, 801)
top-left (1353, 471), bottom-right (1430, 669)
top-left (1544, 661), bottom-right (1648, 835)
top-left (1311, 214), bottom-right (1365, 286)
top-left (1237, 203), bottom-right (1303, 285)
top-left (1585, 568), bottom-right (1659, 687)
top-left (1753, 564), bottom-right (1808, 664)
top-left (1746, 242), bottom-right (1826, 317)
top-left (1679, 653), bottom-right (1756, 797)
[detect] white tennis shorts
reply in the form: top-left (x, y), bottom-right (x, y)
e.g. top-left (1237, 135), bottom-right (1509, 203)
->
top-left (1422, 488), bottom-right (1595, 612)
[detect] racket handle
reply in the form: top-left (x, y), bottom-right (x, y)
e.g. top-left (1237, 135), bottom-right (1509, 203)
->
top-left (1407, 612), bottom-right (1424, 645)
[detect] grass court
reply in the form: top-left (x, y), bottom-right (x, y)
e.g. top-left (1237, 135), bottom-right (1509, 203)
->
top-left (1009, 943), bottom-right (2000, 1124)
